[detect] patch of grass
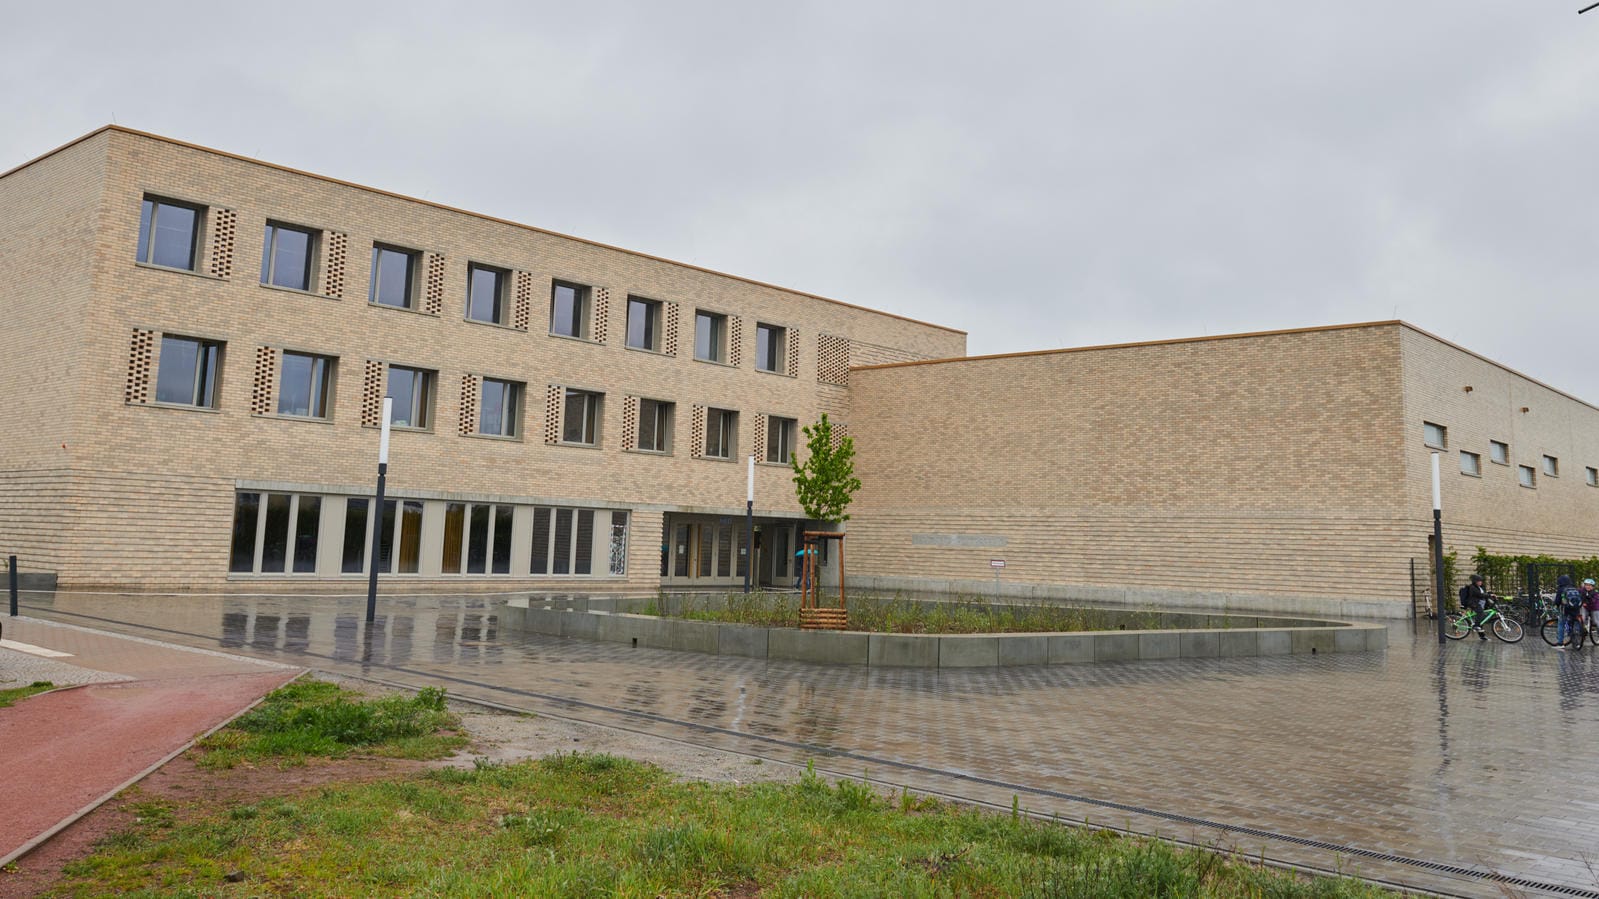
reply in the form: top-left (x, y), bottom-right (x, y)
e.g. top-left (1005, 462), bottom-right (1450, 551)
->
top-left (0, 680), bottom-right (54, 708)
top-left (194, 680), bottom-right (465, 769)
top-left (50, 753), bottom-right (1396, 898)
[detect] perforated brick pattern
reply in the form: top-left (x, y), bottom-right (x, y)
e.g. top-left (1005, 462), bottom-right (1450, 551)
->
top-left (690, 404), bottom-right (706, 460)
top-left (323, 231), bottom-right (348, 298)
top-left (787, 327), bottom-right (801, 378)
top-left (663, 302), bottom-right (680, 356)
top-left (621, 395), bottom-right (639, 451)
top-left (458, 373), bottom-right (480, 436)
top-left (250, 346), bottom-right (278, 416)
top-left (833, 420), bottom-right (850, 450)
top-left (592, 287), bottom-right (610, 344)
top-left (513, 271), bottom-right (533, 331)
top-left (423, 252), bottom-right (445, 316)
top-left (124, 328), bottom-right (155, 404)
top-left (728, 316), bottom-right (743, 367)
top-left (818, 334), bottom-right (850, 385)
top-left (361, 360), bottom-right (384, 427)
top-left (752, 412), bottom-right (767, 462)
top-left (543, 384), bottom-right (564, 445)
top-left (208, 208), bottom-right (238, 279)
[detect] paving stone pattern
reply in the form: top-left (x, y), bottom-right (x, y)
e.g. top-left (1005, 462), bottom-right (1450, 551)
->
top-left (21, 590), bottom-right (1599, 898)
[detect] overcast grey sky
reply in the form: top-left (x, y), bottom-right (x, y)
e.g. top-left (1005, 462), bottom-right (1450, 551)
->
top-left (6, 2), bottom-right (1598, 398)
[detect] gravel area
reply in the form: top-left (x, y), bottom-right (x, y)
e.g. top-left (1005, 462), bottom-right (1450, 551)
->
top-left (0, 646), bottom-right (131, 689)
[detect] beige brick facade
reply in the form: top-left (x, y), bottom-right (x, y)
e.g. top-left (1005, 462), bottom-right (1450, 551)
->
top-left (0, 127), bottom-right (963, 590)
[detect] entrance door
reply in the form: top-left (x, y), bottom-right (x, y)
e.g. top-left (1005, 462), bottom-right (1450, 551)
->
top-left (667, 519), bottom-right (743, 584)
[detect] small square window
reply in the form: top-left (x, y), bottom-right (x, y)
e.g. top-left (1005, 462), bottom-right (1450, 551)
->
top-left (466, 264), bottom-right (509, 325)
top-left (479, 378), bottom-right (522, 437)
top-left (137, 196), bottom-right (201, 271)
top-left (562, 389), bottom-right (602, 445)
top-left (705, 408), bottom-right (737, 459)
top-left (1587, 466), bottom-right (1597, 487)
top-left (695, 310), bottom-right (728, 363)
top-left (551, 281), bottom-right (592, 338)
top-left (1460, 451), bottom-right (1481, 477)
top-left (1543, 455), bottom-right (1559, 477)
top-left (261, 222), bottom-right (316, 291)
top-left (766, 416), bottom-right (797, 464)
top-left (370, 244), bottom-right (419, 309)
top-left (386, 365), bottom-right (434, 429)
top-left (637, 398), bottom-right (673, 453)
top-left (277, 351), bottom-right (334, 418)
top-left (627, 296), bottom-right (662, 351)
top-left (1423, 422), bottom-right (1446, 449)
top-left (756, 323), bottom-right (787, 374)
top-left (1489, 440), bottom-right (1509, 465)
top-left (1518, 465), bottom-right (1536, 488)
top-left (155, 335), bottom-right (223, 407)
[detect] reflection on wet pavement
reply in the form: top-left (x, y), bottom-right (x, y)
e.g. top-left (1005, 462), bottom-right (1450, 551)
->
top-left (20, 589), bottom-right (1599, 898)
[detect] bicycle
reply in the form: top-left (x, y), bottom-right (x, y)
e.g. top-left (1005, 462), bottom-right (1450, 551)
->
top-left (1445, 597), bottom-right (1524, 643)
top-left (1541, 609), bottom-right (1595, 650)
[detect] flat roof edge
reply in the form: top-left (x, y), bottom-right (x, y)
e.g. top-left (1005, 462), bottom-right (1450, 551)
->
top-left (2, 125), bottom-right (965, 338)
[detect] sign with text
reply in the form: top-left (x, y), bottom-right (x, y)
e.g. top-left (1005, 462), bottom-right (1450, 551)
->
top-left (990, 559), bottom-right (1006, 569)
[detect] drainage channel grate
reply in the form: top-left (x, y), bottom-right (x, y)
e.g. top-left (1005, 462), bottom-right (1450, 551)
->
top-left (41, 605), bottom-right (1599, 899)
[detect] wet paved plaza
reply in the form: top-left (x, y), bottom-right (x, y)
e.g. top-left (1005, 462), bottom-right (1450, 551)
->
top-left (16, 589), bottom-right (1599, 897)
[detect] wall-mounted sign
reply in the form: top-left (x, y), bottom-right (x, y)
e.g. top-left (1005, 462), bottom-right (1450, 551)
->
top-left (990, 559), bottom-right (1006, 569)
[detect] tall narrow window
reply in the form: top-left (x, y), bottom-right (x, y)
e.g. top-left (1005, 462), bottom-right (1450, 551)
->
top-left (137, 196), bottom-right (200, 271)
top-left (529, 507), bottom-right (552, 575)
top-left (575, 510), bottom-right (594, 575)
top-left (386, 366), bottom-right (434, 429)
top-left (378, 499), bottom-right (422, 574)
top-left (370, 244), bottom-right (419, 309)
top-left (609, 512), bottom-right (629, 576)
top-left (626, 296), bottom-right (661, 350)
top-left (705, 408), bottom-right (736, 459)
top-left (695, 311), bottom-right (728, 363)
top-left (229, 493), bottom-right (261, 573)
top-left (260, 494), bottom-right (292, 573)
top-left (637, 399), bottom-right (672, 453)
top-left (293, 496), bottom-right (321, 573)
top-left (756, 323), bottom-right (786, 373)
top-left (766, 416), bottom-right (797, 464)
top-left (562, 389), bottom-right (601, 445)
top-left (493, 505), bottom-right (513, 574)
top-left (261, 222), bottom-right (316, 291)
top-left (550, 280), bottom-right (591, 338)
top-left (552, 509), bottom-right (573, 574)
top-left (479, 378), bottom-right (521, 437)
top-left (342, 498), bottom-right (369, 573)
top-left (155, 335), bottom-right (223, 408)
top-left (277, 352), bottom-right (333, 418)
top-left (467, 504), bottom-right (491, 574)
top-left (442, 502), bottom-right (466, 574)
top-left (466, 263), bottom-right (508, 324)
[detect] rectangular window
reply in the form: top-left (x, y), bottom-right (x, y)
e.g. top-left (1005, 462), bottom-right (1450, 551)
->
top-left (756, 323), bottom-right (786, 373)
top-left (261, 493), bottom-right (292, 573)
top-left (1460, 451), bottom-right (1481, 477)
top-left (277, 352), bottom-right (333, 418)
top-left (550, 280), bottom-right (591, 338)
top-left (705, 408), bottom-right (736, 459)
top-left (466, 263), bottom-right (508, 324)
top-left (293, 496), bottom-right (320, 574)
top-left (530, 507), bottom-right (552, 575)
top-left (376, 499), bottom-right (423, 574)
top-left (695, 311), bottom-right (728, 363)
top-left (230, 492), bottom-right (320, 575)
top-left (1519, 465), bottom-right (1536, 488)
top-left (609, 512), bottom-right (629, 576)
top-left (386, 365), bottom-right (434, 429)
top-left (627, 296), bottom-right (661, 351)
top-left (479, 378), bottom-right (522, 437)
top-left (442, 502), bottom-right (466, 574)
top-left (467, 504), bottom-right (491, 574)
top-left (370, 244), bottom-right (419, 309)
top-left (575, 509), bottom-right (594, 575)
top-left (1423, 422), bottom-right (1446, 449)
top-left (137, 196), bottom-right (200, 271)
top-left (155, 335), bottom-right (222, 408)
top-left (1490, 440), bottom-right (1509, 465)
top-left (341, 498), bottom-right (369, 573)
top-left (493, 505), bottom-right (513, 575)
top-left (1543, 455), bottom-right (1559, 477)
top-left (562, 388), bottom-right (601, 445)
top-left (766, 416), bottom-right (797, 464)
top-left (552, 508), bottom-right (573, 575)
top-left (261, 222), bottom-right (315, 291)
top-left (637, 399), bottom-right (672, 453)
top-left (229, 493), bottom-right (261, 573)
top-left (1588, 467), bottom-right (1598, 487)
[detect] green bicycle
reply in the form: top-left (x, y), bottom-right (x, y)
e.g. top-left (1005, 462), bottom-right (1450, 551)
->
top-left (1445, 596), bottom-right (1525, 643)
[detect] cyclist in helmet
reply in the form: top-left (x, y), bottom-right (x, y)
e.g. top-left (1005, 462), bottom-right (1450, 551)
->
top-left (1583, 579), bottom-right (1599, 633)
top-left (1458, 574), bottom-right (1491, 640)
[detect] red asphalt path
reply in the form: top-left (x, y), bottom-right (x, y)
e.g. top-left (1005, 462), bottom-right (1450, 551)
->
top-left (0, 670), bottom-right (299, 861)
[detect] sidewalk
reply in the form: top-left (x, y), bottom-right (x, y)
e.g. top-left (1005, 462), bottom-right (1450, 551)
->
top-left (0, 617), bottom-right (301, 865)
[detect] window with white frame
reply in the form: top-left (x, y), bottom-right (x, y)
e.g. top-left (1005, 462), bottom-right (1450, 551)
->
top-left (1460, 451), bottom-right (1481, 477)
top-left (137, 196), bottom-right (201, 271)
top-left (1489, 440), bottom-right (1509, 465)
top-left (1423, 421), bottom-right (1446, 449)
top-left (466, 263), bottom-right (508, 324)
top-left (441, 502), bottom-right (514, 575)
top-left (695, 310), bottom-right (728, 363)
top-left (766, 416), bottom-right (797, 464)
top-left (229, 492), bottom-right (321, 574)
top-left (478, 378), bottom-right (522, 437)
top-left (277, 351), bottom-right (334, 418)
top-left (386, 365), bottom-right (434, 429)
top-left (261, 222), bottom-right (316, 291)
top-left (529, 506), bottom-right (615, 576)
top-left (562, 388), bottom-right (602, 445)
top-left (637, 398), bottom-right (673, 453)
top-left (155, 335), bottom-right (223, 408)
top-left (551, 280), bottom-right (592, 338)
top-left (705, 408), bottom-right (737, 459)
top-left (339, 497), bottom-right (422, 575)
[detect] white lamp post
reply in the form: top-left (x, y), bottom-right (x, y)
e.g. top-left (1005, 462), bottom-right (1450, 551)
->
top-left (744, 454), bottom-right (755, 594)
top-left (365, 397), bottom-right (392, 624)
top-left (1432, 452), bottom-right (1446, 644)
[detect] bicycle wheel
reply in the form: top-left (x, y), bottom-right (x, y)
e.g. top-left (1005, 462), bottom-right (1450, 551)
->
top-left (1541, 618), bottom-right (1564, 647)
top-left (1444, 614), bottom-right (1472, 640)
top-left (1492, 616), bottom-right (1524, 643)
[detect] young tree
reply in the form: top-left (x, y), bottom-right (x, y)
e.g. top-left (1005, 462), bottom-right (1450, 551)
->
top-left (790, 413), bottom-right (862, 523)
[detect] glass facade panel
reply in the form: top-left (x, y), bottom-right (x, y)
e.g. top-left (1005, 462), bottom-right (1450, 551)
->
top-left (442, 502), bottom-right (465, 574)
top-left (552, 509), bottom-right (573, 574)
top-left (493, 505), bottom-right (513, 574)
top-left (467, 504), bottom-right (490, 574)
top-left (293, 496), bottom-right (320, 573)
top-left (398, 501), bottom-right (422, 574)
top-left (575, 509), bottom-right (594, 575)
top-left (342, 498), bottom-right (368, 573)
top-left (716, 526), bottom-right (732, 577)
top-left (229, 493), bottom-right (260, 573)
top-left (261, 493), bottom-right (292, 573)
top-left (370, 245), bottom-right (416, 308)
top-left (261, 223), bottom-right (313, 291)
top-left (673, 524), bottom-right (690, 577)
top-left (138, 198), bottom-right (198, 270)
top-left (610, 512), bottom-right (629, 576)
top-left (378, 500), bottom-right (398, 573)
top-left (530, 507), bottom-right (551, 574)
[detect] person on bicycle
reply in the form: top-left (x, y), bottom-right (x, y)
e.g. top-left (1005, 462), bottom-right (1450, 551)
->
top-left (1583, 579), bottom-right (1599, 633)
top-left (1458, 574), bottom-right (1491, 641)
top-left (1555, 575), bottom-right (1585, 649)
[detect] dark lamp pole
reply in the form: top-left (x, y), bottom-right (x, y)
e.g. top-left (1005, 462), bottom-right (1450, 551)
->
top-left (1432, 453), bottom-right (1446, 645)
top-left (365, 397), bottom-right (392, 625)
top-left (744, 454), bottom-right (754, 594)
